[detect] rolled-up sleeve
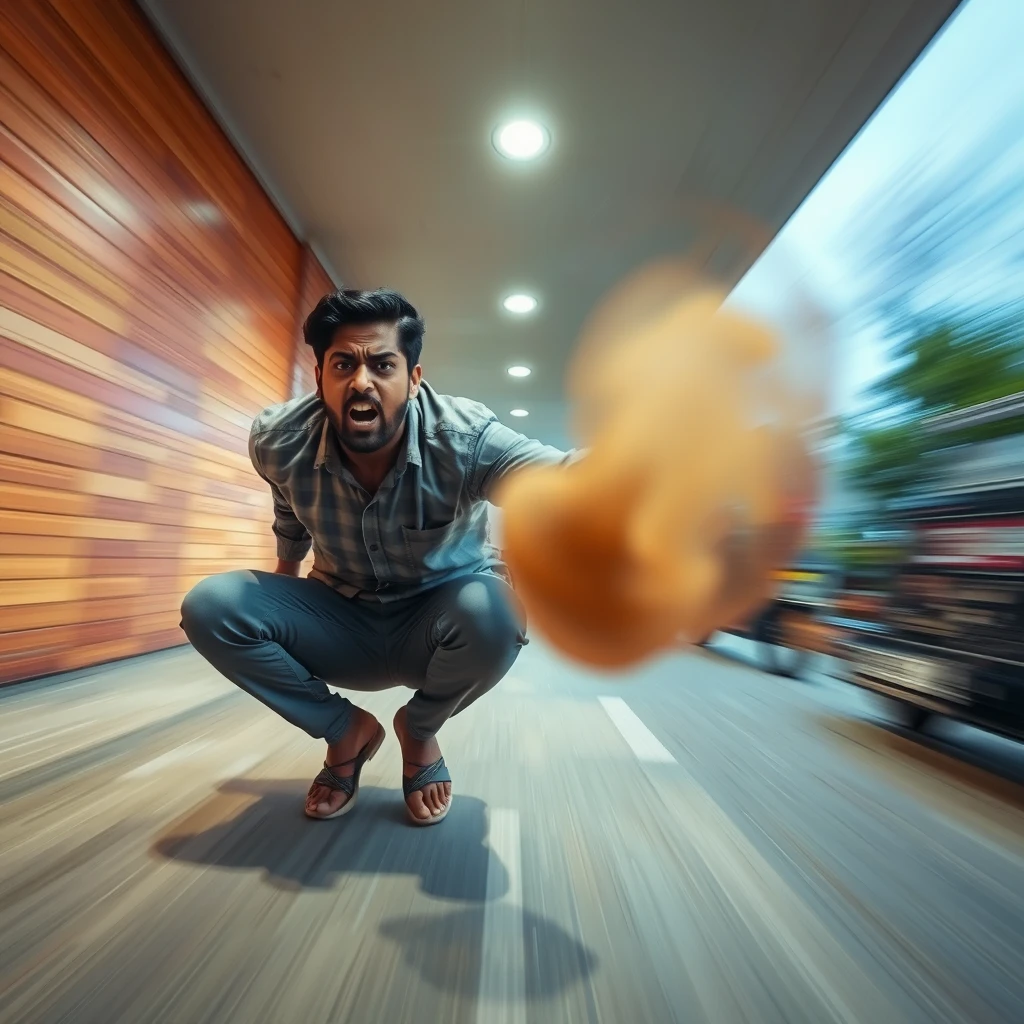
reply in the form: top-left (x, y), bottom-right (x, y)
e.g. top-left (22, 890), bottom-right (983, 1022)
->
top-left (469, 419), bottom-right (578, 504)
top-left (248, 425), bottom-right (312, 562)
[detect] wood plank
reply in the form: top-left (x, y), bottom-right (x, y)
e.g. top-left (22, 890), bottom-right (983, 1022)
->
top-left (0, 0), bottom-right (299, 683)
top-left (0, 61), bottom-right (292, 396)
top-left (0, 556), bottom-right (273, 580)
top-left (0, 576), bottom-right (160, 608)
top-left (0, 154), bottom-right (295, 374)
top-left (0, 627), bottom-right (185, 684)
top-left (0, 503), bottom-right (277, 546)
top-left (0, 334), bottom-right (254, 448)
top-left (0, 610), bottom-right (178, 657)
top-left (0, 592), bottom-right (184, 633)
top-left (0, 534), bottom-right (264, 560)
top-left (0, 452), bottom-right (269, 521)
top-left (0, 11), bottom-right (300, 327)
top-left (0, 385), bottom-right (255, 477)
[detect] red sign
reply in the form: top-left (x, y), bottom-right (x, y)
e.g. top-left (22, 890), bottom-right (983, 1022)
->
top-left (914, 518), bottom-right (1024, 569)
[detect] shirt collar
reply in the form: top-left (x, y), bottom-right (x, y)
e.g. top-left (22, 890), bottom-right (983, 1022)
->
top-left (398, 395), bottom-right (423, 472)
top-left (313, 414), bottom-right (334, 472)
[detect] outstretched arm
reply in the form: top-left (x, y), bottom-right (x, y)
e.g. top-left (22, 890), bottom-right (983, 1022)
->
top-left (468, 418), bottom-right (578, 504)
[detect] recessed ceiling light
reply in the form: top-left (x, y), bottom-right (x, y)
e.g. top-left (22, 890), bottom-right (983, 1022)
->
top-left (507, 365), bottom-right (532, 378)
top-left (503, 293), bottom-right (537, 314)
top-left (510, 408), bottom-right (529, 418)
top-left (493, 119), bottom-right (549, 161)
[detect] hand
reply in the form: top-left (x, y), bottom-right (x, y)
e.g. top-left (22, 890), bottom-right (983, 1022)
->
top-left (498, 286), bottom-right (818, 669)
top-left (274, 559), bottom-right (303, 577)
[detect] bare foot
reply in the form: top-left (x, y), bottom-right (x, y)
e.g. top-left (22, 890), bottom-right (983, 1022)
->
top-left (393, 706), bottom-right (452, 821)
top-left (305, 706), bottom-right (381, 817)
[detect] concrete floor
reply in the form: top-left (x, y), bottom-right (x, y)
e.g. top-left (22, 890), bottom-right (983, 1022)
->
top-left (2, 636), bottom-right (1024, 1023)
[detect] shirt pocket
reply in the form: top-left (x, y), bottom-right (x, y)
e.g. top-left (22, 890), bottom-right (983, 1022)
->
top-left (401, 523), bottom-right (476, 575)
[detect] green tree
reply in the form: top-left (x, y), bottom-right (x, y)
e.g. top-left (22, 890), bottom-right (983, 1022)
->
top-left (841, 105), bottom-right (1024, 505)
top-left (844, 317), bottom-right (1024, 502)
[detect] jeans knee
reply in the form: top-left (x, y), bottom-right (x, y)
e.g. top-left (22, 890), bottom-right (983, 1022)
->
top-left (180, 570), bottom-right (254, 643)
top-left (440, 577), bottom-right (524, 669)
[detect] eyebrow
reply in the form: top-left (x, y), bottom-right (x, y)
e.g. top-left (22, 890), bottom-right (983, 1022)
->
top-left (330, 350), bottom-right (400, 361)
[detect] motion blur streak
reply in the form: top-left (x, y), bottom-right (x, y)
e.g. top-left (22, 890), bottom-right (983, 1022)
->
top-left (499, 260), bottom-right (822, 667)
top-left (3, 644), bottom-right (1024, 1022)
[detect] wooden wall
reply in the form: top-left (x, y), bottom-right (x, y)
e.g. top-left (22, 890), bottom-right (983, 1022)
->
top-left (0, 1), bottom-right (330, 684)
top-left (292, 244), bottom-right (333, 399)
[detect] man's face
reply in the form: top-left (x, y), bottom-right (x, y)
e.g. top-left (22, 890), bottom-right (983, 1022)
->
top-left (315, 322), bottom-right (422, 454)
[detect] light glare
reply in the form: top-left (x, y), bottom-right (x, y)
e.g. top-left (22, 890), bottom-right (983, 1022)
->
top-left (494, 120), bottom-right (549, 160)
top-left (503, 294), bottom-right (537, 314)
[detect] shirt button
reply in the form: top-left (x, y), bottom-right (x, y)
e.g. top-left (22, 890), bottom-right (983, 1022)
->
top-left (370, 544), bottom-right (379, 552)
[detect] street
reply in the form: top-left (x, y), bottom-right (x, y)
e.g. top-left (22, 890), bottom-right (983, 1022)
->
top-left (2, 638), bottom-right (1023, 1023)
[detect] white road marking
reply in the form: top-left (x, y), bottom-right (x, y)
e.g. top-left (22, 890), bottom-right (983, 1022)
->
top-left (122, 741), bottom-right (210, 779)
top-left (647, 774), bottom-right (901, 1023)
top-left (476, 807), bottom-right (525, 1024)
top-left (598, 696), bottom-right (676, 763)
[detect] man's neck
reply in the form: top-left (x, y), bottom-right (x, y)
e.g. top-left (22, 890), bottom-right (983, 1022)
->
top-left (338, 422), bottom-right (407, 495)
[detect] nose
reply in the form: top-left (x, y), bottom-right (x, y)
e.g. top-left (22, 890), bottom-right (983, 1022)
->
top-left (350, 363), bottom-right (374, 394)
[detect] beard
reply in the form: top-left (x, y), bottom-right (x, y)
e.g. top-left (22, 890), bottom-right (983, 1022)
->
top-left (324, 391), bottom-right (411, 454)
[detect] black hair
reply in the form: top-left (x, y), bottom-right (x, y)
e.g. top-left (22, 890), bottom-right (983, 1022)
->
top-left (303, 288), bottom-right (424, 372)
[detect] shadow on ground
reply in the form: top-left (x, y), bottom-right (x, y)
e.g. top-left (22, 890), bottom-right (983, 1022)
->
top-left (379, 906), bottom-right (599, 998)
top-left (153, 777), bottom-right (600, 1000)
top-left (152, 780), bottom-right (505, 899)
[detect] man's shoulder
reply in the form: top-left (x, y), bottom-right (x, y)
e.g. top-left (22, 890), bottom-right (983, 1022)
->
top-left (251, 392), bottom-right (323, 439)
top-left (417, 382), bottom-right (498, 440)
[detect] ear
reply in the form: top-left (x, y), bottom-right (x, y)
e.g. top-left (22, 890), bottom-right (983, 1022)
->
top-left (314, 362), bottom-right (323, 397)
top-left (408, 363), bottom-right (422, 400)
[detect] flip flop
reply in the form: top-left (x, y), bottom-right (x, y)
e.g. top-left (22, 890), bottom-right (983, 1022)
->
top-left (402, 756), bottom-right (452, 826)
top-left (305, 722), bottom-right (386, 820)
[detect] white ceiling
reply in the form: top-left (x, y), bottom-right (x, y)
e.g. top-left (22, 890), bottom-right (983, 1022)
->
top-left (142, 0), bottom-right (959, 446)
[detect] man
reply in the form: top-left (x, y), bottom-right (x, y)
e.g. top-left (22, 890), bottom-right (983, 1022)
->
top-left (180, 289), bottom-right (571, 825)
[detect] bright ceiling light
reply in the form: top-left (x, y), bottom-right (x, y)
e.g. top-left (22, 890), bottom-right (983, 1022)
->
top-left (507, 365), bottom-right (532, 378)
top-left (510, 408), bottom-right (529, 418)
top-left (503, 293), bottom-right (537, 315)
top-left (494, 119), bottom-right (549, 161)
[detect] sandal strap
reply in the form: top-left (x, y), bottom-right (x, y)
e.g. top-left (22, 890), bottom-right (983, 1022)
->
top-left (310, 726), bottom-right (383, 797)
top-left (312, 762), bottom-right (355, 796)
top-left (403, 756), bottom-right (451, 797)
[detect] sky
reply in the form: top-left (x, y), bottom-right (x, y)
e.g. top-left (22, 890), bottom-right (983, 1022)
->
top-left (727, 0), bottom-right (1024, 417)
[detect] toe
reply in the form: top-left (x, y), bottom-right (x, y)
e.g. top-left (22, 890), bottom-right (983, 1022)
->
top-left (407, 790), bottom-right (431, 820)
top-left (426, 784), bottom-right (442, 815)
top-left (433, 783), bottom-right (448, 814)
top-left (307, 785), bottom-right (347, 816)
top-left (317, 789), bottom-right (346, 816)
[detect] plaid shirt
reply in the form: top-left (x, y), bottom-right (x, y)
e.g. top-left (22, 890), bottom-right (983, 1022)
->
top-left (248, 383), bottom-right (571, 601)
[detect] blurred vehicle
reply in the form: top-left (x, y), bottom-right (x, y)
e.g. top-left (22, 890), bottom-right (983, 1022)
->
top-left (718, 555), bottom-right (842, 677)
top-left (834, 395), bottom-right (1024, 737)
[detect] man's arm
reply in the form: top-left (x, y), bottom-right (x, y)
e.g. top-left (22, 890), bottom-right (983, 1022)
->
top-left (248, 425), bottom-right (313, 571)
top-left (469, 418), bottom-right (579, 504)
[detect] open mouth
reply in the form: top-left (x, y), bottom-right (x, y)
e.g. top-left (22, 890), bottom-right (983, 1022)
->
top-left (347, 401), bottom-right (380, 427)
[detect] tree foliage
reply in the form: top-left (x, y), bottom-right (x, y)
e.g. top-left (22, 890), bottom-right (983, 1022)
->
top-left (844, 318), bottom-right (1024, 501)
top-left (841, 106), bottom-right (1024, 504)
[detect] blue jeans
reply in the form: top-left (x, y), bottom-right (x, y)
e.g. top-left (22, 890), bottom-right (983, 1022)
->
top-left (180, 570), bottom-right (526, 742)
